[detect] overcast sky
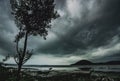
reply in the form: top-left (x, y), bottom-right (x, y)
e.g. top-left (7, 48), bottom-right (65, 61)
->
top-left (0, 0), bottom-right (120, 65)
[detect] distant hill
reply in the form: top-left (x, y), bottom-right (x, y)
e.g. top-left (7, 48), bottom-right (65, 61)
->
top-left (72, 60), bottom-right (120, 65)
top-left (71, 60), bottom-right (93, 65)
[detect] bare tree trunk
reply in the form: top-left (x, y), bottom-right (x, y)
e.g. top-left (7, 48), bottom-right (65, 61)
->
top-left (22, 31), bottom-right (28, 58)
top-left (17, 62), bottom-right (22, 81)
top-left (17, 31), bottom-right (28, 81)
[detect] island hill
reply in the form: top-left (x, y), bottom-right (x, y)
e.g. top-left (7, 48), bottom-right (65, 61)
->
top-left (71, 60), bottom-right (120, 65)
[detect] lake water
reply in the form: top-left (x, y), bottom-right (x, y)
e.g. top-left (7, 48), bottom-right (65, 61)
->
top-left (6, 65), bottom-right (120, 72)
top-left (23, 65), bottom-right (120, 72)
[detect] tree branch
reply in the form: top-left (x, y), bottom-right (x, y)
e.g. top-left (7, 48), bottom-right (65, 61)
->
top-left (22, 31), bottom-right (29, 62)
top-left (14, 56), bottom-right (19, 65)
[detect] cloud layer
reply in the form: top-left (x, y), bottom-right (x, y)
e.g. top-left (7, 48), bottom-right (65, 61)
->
top-left (0, 0), bottom-right (120, 64)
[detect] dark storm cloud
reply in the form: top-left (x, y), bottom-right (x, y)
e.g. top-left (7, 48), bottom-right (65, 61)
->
top-left (0, 0), bottom-right (120, 63)
top-left (91, 53), bottom-right (120, 62)
top-left (0, 0), bottom-right (16, 56)
top-left (0, 34), bottom-right (15, 55)
top-left (88, 0), bottom-right (120, 47)
top-left (37, 0), bottom-right (120, 59)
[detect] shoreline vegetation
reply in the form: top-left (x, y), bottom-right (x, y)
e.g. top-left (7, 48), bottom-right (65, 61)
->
top-left (0, 60), bottom-right (120, 81)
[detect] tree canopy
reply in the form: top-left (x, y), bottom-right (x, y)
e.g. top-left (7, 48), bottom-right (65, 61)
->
top-left (11, 0), bottom-right (59, 39)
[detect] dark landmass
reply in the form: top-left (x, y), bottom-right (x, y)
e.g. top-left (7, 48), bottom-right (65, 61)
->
top-left (72, 60), bottom-right (93, 65)
top-left (72, 60), bottom-right (120, 65)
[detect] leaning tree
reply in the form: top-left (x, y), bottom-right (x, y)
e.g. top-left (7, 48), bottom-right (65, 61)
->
top-left (10, 0), bottom-right (59, 80)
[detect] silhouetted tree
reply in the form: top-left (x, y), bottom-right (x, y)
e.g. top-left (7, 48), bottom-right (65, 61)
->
top-left (10, 0), bottom-right (59, 80)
